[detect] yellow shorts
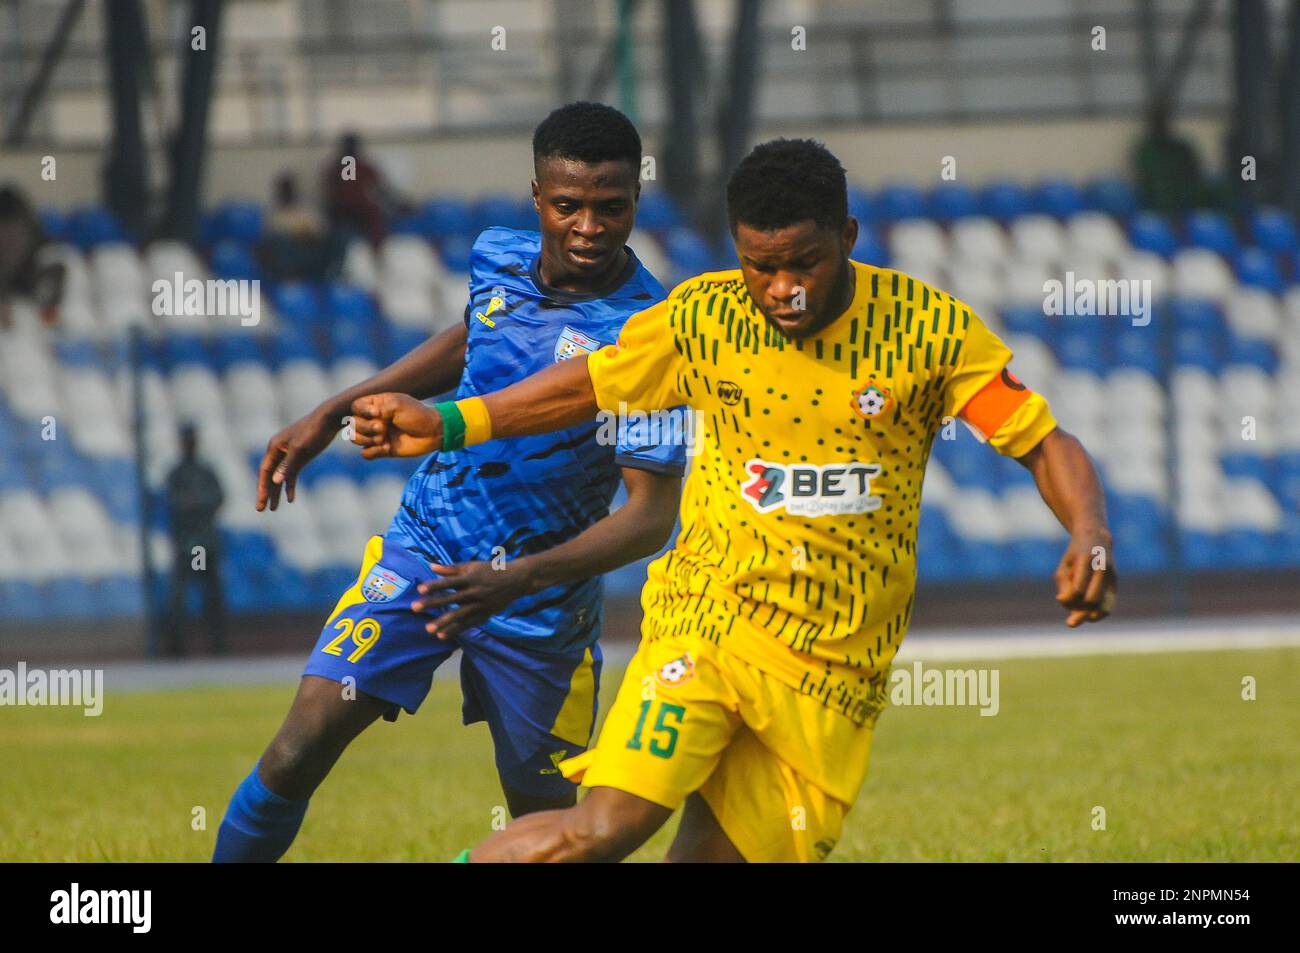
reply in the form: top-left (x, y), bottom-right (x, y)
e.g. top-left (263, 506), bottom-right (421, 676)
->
top-left (560, 633), bottom-right (874, 862)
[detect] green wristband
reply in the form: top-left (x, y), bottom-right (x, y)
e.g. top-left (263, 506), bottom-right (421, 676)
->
top-left (436, 401), bottom-right (466, 452)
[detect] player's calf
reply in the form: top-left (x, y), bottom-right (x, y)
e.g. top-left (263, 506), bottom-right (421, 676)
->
top-left (470, 786), bottom-right (670, 862)
top-left (212, 675), bottom-right (388, 862)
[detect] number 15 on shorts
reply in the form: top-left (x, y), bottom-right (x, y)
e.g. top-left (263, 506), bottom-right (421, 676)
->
top-left (627, 700), bottom-right (685, 759)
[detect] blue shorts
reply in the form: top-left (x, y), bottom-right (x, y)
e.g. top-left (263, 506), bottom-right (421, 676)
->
top-left (302, 535), bottom-right (603, 798)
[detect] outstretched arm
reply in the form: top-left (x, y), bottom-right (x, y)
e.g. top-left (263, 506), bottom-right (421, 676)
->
top-left (349, 353), bottom-right (600, 458)
top-left (411, 466), bottom-right (681, 638)
top-left (257, 322), bottom-right (468, 509)
top-left (1016, 427), bottom-right (1117, 627)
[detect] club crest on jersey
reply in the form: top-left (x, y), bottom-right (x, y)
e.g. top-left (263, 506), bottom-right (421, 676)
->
top-left (655, 653), bottom-right (695, 688)
top-left (851, 378), bottom-right (894, 420)
top-left (742, 459), bottom-right (883, 516)
top-left (361, 565), bottom-right (413, 604)
top-left (555, 326), bottom-right (600, 362)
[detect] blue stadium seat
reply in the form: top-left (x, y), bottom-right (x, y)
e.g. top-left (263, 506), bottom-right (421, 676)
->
top-left (1221, 529), bottom-right (1275, 569)
top-left (874, 183), bottom-right (927, 223)
top-left (663, 228), bottom-right (715, 276)
top-left (1110, 495), bottom-right (1170, 573)
top-left (271, 281), bottom-right (323, 332)
top-left (1180, 530), bottom-right (1222, 571)
top-left (210, 240), bottom-right (262, 281)
top-left (268, 328), bottom-right (318, 366)
top-left (98, 576), bottom-right (144, 618)
top-left (979, 180), bottom-right (1032, 222)
top-left (325, 283), bottom-right (380, 322)
top-left (1225, 333), bottom-right (1277, 373)
top-left (39, 207), bottom-right (65, 242)
top-left (928, 183), bottom-right (980, 223)
top-left (91, 457), bottom-right (140, 523)
top-left (1272, 451), bottom-right (1300, 504)
top-left (635, 192), bottom-right (683, 231)
top-left (1032, 178), bottom-right (1084, 218)
top-left (419, 198), bottom-right (475, 240)
top-left (847, 186), bottom-right (876, 226)
top-left (438, 234), bottom-right (473, 272)
top-left (1055, 323), bottom-right (1105, 370)
top-left (212, 332), bottom-right (266, 369)
top-left (1235, 247), bottom-right (1283, 293)
top-left (1010, 539), bottom-right (1064, 577)
top-left (164, 333), bottom-right (213, 368)
top-left (851, 224), bottom-right (888, 266)
top-left (384, 326), bottom-right (432, 365)
top-left (473, 194), bottom-right (534, 232)
top-left (54, 338), bottom-right (103, 367)
top-left (67, 206), bottom-right (128, 248)
top-left (1185, 209), bottom-right (1238, 257)
top-left (1250, 206), bottom-right (1299, 256)
top-left (1128, 212), bottom-right (1178, 257)
top-left (211, 202), bottom-right (264, 244)
top-left (1170, 300), bottom-right (1223, 371)
top-left (1085, 176), bottom-right (1138, 218)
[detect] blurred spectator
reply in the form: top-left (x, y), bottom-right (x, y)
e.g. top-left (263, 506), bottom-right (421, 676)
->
top-left (0, 184), bottom-right (64, 328)
top-left (320, 131), bottom-right (397, 247)
top-left (164, 424), bottom-right (226, 656)
top-left (259, 172), bottom-right (342, 280)
top-left (1132, 105), bottom-right (1205, 216)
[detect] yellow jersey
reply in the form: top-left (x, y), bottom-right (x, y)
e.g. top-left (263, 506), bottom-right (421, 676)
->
top-left (585, 260), bottom-right (1057, 725)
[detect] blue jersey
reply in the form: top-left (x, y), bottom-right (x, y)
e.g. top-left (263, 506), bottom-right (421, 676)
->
top-left (386, 227), bottom-right (685, 651)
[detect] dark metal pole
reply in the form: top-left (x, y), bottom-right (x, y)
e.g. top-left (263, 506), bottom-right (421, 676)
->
top-left (130, 328), bottom-right (160, 657)
top-left (1280, 0), bottom-right (1300, 219)
top-left (160, 0), bottom-right (223, 242)
top-left (711, 0), bottom-right (761, 240)
top-left (662, 0), bottom-right (702, 218)
top-left (102, 0), bottom-right (150, 239)
top-left (5, 0), bottom-right (86, 146)
top-left (1229, 0), bottom-right (1273, 212)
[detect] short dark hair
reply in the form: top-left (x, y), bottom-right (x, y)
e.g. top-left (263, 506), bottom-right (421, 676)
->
top-left (532, 101), bottom-right (641, 172)
top-left (726, 138), bottom-right (848, 234)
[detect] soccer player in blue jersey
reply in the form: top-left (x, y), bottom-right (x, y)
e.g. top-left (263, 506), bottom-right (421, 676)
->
top-left (212, 102), bottom-right (685, 862)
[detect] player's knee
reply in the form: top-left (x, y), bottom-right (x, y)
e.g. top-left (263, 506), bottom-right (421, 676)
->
top-left (259, 728), bottom-right (333, 798)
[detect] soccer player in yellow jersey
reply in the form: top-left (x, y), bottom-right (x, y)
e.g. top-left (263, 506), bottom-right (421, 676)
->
top-left (350, 139), bottom-right (1118, 862)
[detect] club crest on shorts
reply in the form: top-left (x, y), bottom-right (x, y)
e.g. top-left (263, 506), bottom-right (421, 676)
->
top-left (555, 326), bottom-right (600, 362)
top-left (361, 565), bottom-right (412, 603)
top-left (655, 653), bottom-right (695, 688)
top-left (851, 377), bottom-right (894, 420)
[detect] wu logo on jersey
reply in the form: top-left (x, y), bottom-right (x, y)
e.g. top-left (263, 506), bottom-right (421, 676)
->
top-left (361, 565), bottom-right (412, 603)
top-left (742, 459), bottom-right (883, 516)
top-left (555, 326), bottom-right (600, 362)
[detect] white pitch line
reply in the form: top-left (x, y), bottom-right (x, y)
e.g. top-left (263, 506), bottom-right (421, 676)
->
top-left (896, 624), bottom-right (1300, 662)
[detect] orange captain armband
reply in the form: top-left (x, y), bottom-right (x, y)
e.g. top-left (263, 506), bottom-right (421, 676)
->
top-left (958, 366), bottom-right (1034, 442)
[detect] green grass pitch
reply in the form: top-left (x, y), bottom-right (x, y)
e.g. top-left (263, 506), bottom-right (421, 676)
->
top-left (2, 647), bottom-right (1296, 861)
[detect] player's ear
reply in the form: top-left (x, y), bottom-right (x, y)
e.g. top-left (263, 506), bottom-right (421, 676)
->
top-left (531, 179), bottom-right (541, 215)
top-left (842, 216), bottom-right (859, 256)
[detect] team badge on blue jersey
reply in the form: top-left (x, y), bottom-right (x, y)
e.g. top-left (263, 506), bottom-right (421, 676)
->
top-left (362, 565), bottom-right (413, 603)
top-left (555, 326), bottom-right (600, 362)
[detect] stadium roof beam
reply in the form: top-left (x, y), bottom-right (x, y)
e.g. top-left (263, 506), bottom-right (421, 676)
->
top-left (4, 0), bottom-right (85, 146)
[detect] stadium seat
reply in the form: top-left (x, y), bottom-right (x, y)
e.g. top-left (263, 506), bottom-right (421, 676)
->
top-left (928, 183), bottom-right (980, 223)
top-left (1085, 176), bottom-right (1138, 218)
top-left (1031, 178), bottom-right (1085, 219)
top-left (1008, 215), bottom-right (1066, 264)
top-left (1249, 206), bottom-right (1299, 256)
top-left (1185, 210), bottom-right (1239, 257)
top-left (1235, 247), bottom-right (1283, 294)
top-left (1128, 212), bottom-right (1178, 258)
top-left (978, 180), bottom-right (1032, 222)
top-left (874, 183), bottom-right (927, 223)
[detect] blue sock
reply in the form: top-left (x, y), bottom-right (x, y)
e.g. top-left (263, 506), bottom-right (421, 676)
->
top-left (212, 764), bottom-right (310, 863)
